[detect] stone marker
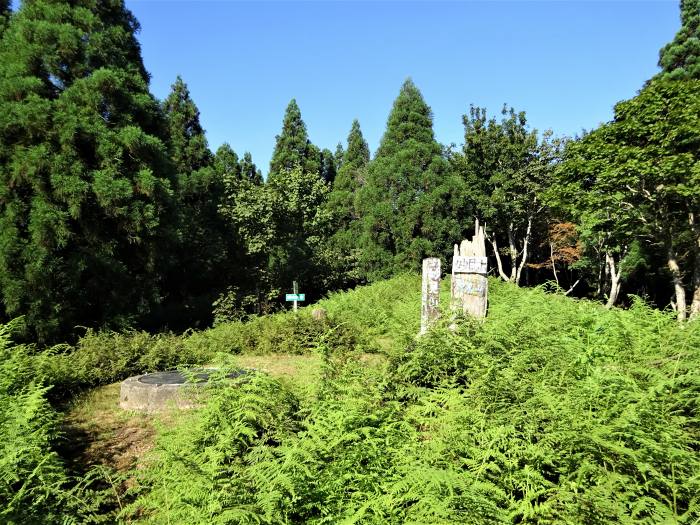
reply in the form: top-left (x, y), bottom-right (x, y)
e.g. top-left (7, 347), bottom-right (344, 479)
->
top-left (311, 308), bottom-right (327, 321)
top-left (451, 220), bottom-right (488, 319)
top-left (421, 257), bottom-right (441, 334)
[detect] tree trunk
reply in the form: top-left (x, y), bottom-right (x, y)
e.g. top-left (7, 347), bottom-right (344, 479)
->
top-left (690, 212), bottom-right (700, 321)
top-left (564, 279), bottom-right (581, 296)
top-left (550, 241), bottom-right (560, 287)
top-left (605, 251), bottom-right (622, 309)
top-left (691, 245), bottom-right (700, 320)
top-left (666, 235), bottom-right (687, 321)
top-left (596, 256), bottom-right (604, 298)
top-left (489, 236), bottom-right (510, 282)
top-left (507, 223), bottom-right (518, 283)
top-left (515, 216), bottom-right (533, 285)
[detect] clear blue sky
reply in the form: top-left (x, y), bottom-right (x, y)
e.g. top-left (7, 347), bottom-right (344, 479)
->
top-left (124, 1), bottom-right (680, 176)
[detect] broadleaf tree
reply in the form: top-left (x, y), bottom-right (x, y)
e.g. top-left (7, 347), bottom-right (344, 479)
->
top-left (559, 79), bottom-right (700, 319)
top-left (455, 105), bottom-right (561, 286)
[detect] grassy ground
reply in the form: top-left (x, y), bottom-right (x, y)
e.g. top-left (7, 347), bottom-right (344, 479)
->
top-left (57, 277), bottom-right (419, 476)
top-left (62, 352), bottom-right (386, 475)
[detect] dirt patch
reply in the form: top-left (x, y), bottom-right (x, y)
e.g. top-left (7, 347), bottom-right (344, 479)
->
top-left (61, 383), bottom-right (161, 474)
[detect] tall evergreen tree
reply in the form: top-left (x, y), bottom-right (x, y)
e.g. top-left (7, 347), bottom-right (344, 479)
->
top-left (160, 76), bottom-right (234, 328)
top-left (239, 152), bottom-right (263, 185)
top-left (658, 0), bottom-right (700, 80)
top-left (344, 119), bottom-right (370, 170)
top-left (214, 143), bottom-right (240, 184)
top-left (356, 80), bottom-right (467, 280)
top-left (324, 119), bottom-right (372, 286)
top-left (163, 76), bottom-right (212, 173)
top-left (319, 148), bottom-right (337, 184)
top-left (0, 0), bottom-right (176, 341)
top-left (214, 146), bottom-right (263, 186)
top-left (334, 142), bottom-right (344, 172)
top-left (269, 99), bottom-right (320, 179)
top-left (329, 119), bottom-right (369, 215)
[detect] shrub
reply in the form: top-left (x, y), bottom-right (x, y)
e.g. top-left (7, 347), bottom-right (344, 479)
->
top-left (0, 322), bottom-right (69, 524)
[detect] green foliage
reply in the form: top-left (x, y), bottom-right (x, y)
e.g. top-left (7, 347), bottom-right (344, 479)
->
top-left (356, 79), bottom-right (468, 281)
top-left (158, 75), bottom-right (236, 329)
top-left (319, 147), bottom-right (337, 184)
top-left (315, 273), bottom-right (421, 352)
top-left (455, 105), bottom-right (562, 285)
top-left (44, 330), bottom-right (215, 397)
top-left (0, 0), bottom-right (176, 342)
top-left (221, 165), bottom-right (334, 306)
top-left (125, 277), bottom-right (700, 524)
top-left (126, 372), bottom-right (301, 523)
top-left (268, 99), bottom-right (321, 180)
top-left (334, 142), bottom-right (345, 171)
top-left (325, 119), bottom-right (372, 287)
top-left (658, 0), bottom-right (700, 80)
top-left (239, 151), bottom-right (263, 185)
top-left (343, 118), bottom-right (371, 171)
top-left (190, 308), bottom-right (361, 356)
top-left (557, 78), bottom-right (700, 313)
top-left (0, 0), bottom-right (10, 35)
top-left (0, 322), bottom-right (69, 523)
top-left (34, 297), bottom-right (363, 398)
top-left (163, 76), bottom-right (212, 173)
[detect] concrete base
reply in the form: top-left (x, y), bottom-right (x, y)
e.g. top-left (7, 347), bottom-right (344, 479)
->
top-left (119, 369), bottom-right (245, 413)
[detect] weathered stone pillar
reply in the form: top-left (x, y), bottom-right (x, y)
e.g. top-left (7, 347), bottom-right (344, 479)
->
top-left (451, 220), bottom-right (488, 319)
top-left (421, 257), bottom-right (441, 334)
top-left (311, 308), bottom-right (327, 321)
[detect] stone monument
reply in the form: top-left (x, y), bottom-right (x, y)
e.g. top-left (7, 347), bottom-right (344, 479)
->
top-left (421, 257), bottom-right (441, 334)
top-left (451, 220), bottom-right (488, 319)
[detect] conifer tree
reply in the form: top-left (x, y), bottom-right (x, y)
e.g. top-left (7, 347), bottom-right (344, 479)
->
top-left (319, 148), bottom-right (337, 184)
top-left (161, 76), bottom-right (233, 326)
top-left (344, 119), bottom-right (371, 170)
top-left (214, 143), bottom-right (241, 185)
top-left (334, 142), bottom-right (345, 172)
top-left (356, 80), bottom-right (467, 280)
top-left (269, 99), bottom-right (320, 179)
top-left (325, 119), bottom-right (372, 286)
top-left (329, 119), bottom-right (370, 220)
top-left (0, 0), bottom-right (176, 341)
top-left (658, 0), bottom-right (700, 80)
top-left (239, 152), bottom-right (263, 185)
top-left (163, 76), bottom-right (212, 173)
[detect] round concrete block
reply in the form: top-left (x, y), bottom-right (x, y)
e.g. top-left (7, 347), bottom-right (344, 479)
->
top-left (119, 369), bottom-right (246, 413)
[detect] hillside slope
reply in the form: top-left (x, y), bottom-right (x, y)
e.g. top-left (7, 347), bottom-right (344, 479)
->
top-left (125, 276), bottom-right (700, 524)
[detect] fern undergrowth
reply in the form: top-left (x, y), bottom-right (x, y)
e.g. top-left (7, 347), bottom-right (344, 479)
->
top-left (122, 277), bottom-right (700, 524)
top-left (0, 276), bottom-right (697, 523)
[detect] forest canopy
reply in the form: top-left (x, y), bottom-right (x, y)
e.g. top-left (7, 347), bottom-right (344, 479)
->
top-left (0, 0), bottom-right (699, 342)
